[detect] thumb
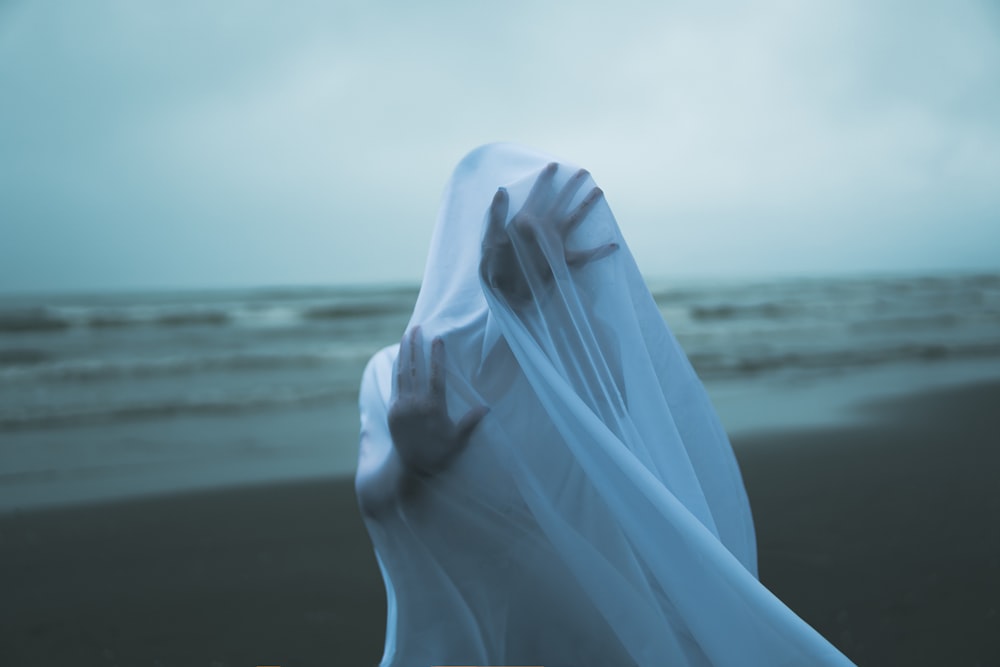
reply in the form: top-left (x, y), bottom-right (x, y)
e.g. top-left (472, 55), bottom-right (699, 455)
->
top-left (455, 405), bottom-right (490, 444)
top-left (565, 242), bottom-right (619, 268)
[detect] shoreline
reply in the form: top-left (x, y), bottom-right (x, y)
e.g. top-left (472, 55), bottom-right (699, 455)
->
top-left (2, 380), bottom-right (999, 665)
top-left (7, 356), bottom-right (1000, 518)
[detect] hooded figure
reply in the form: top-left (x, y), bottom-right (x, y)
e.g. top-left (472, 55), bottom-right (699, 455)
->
top-left (355, 143), bottom-right (854, 666)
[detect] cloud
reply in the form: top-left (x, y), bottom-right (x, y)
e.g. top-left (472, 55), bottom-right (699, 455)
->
top-left (1, 0), bottom-right (998, 291)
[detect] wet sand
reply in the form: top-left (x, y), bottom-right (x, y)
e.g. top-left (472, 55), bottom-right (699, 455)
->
top-left (1, 381), bottom-right (998, 666)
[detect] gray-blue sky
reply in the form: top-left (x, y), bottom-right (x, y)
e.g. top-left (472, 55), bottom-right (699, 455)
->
top-left (2, 0), bottom-right (999, 292)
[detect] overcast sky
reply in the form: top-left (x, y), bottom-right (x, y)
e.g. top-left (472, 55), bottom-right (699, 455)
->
top-left (2, 0), bottom-right (999, 293)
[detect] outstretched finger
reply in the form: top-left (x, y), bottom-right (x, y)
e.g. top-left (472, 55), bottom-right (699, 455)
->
top-left (523, 162), bottom-right (559, 212)
top-left (429, 336), bottom-right (446, 399)
top-left (565, 242), bottom-right (620, 268)
top-left (552, 168), bottom-right (590, 221)
top-left (455, 405), bottom-right (490, 445)
top-left (409, 325), bottom-right (425, 391)
top-left (561, 186), bottom-right (604, 234)
top-left (395, 329), bottom-right (412, 395)
top-left (483, 187), bottom-right (509, 248)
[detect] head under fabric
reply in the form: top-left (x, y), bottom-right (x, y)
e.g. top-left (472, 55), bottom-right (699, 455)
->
top-left (355, 143), bottom-right (854, 666)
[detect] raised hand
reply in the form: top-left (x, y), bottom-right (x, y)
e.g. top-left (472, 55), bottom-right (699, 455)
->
top-left (479, 162), bottom-right (619, 307)
top-left (388, 326), bottom-right (489, 476)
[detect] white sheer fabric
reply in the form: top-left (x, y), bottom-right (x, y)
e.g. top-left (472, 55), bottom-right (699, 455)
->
top-left (355, 143), bottom-right (854, 666)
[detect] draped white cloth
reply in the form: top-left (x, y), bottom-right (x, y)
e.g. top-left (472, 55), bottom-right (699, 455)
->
top-left (355, 143), bottom-right (854, 666)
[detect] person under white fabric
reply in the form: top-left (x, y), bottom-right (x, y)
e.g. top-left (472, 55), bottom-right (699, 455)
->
top-left (354, 143), bottom-right (855, 666)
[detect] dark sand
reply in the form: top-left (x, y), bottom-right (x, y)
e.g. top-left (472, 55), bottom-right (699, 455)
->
top-left (2, 382), bottom-right (998, 666)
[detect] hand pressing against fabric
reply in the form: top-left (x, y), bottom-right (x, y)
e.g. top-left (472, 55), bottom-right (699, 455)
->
top-left (479, 162), bottom-right (619, 308)
top-left (388, 326), bottom-right (489, 475)
top-left (357, 326), bottom-right (488, 517)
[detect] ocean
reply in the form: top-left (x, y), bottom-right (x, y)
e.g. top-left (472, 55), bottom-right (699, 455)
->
top-left (2, 272), bottom-right (999, 511)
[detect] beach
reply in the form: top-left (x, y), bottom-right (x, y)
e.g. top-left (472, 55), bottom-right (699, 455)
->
top-left (2, 379), bottom-right (998, 667)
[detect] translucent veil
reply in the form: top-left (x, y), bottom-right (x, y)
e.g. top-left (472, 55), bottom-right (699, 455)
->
top-left (355, 143), bottom-right (854, 666)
